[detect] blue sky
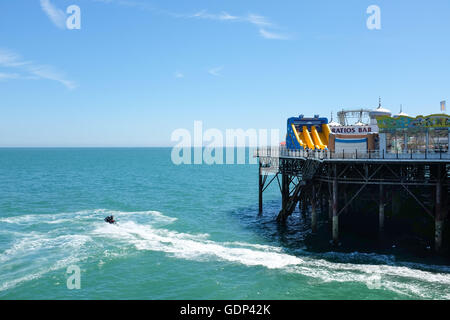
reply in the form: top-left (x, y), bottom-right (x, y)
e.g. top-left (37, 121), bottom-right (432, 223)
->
top-left (0, 0), bottom-right (449, 146)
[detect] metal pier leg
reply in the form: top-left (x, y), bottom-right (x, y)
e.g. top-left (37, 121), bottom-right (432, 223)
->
top-left (379, 184), bottom-right (385, 234)
top-left (392, 189), bottom-right (399, 217)
top-left (258, 161), bottom-right (263, 214)
top-left (311, 184), bottom-right (317, 233)
top-left (320, 194), bottom-right (324, 216)
top-left (435, 166), bottom-right (443, 253)
top-left (281, 174), bottom-right (289, 213)
top-left (332, 165), bottom-right (339, 244)
top-left (302, 198), bottom-right (307, 219)
top-left (328, 198), bottom-right (332, 222)
top-left (343, 185), bottom-right (348, 215)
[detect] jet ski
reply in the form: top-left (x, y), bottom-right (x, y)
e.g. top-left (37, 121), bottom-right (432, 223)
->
top-left (104, 215), bottom-right (116, 224)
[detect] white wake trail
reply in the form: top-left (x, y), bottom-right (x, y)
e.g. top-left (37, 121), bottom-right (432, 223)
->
top-left (93, 220), bottom-right (450, 299)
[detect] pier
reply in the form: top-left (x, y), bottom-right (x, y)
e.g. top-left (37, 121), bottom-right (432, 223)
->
top-left (256, 147), bottom-right (450, 252)
top-left (256, 107), bottom-right (450, 252)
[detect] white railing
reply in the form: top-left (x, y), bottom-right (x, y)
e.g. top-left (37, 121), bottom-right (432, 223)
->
top-left (255, 147), bottom-right (450, 161)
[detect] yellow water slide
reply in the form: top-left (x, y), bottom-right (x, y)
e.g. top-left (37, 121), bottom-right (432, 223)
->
top-left (321, 124), bottom-right (331, 146)
top-left (311, 126), bottom-right (326, 150)
top-left (302, 126), bottom-right (316, 150)
top-left (318, 131), bottom-right (328, 147)
top-left (291, 124), bottom-right (306, 148)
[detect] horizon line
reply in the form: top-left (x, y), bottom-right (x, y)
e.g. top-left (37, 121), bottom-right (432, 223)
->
top-left (0, 146), bottom-right (267, 148)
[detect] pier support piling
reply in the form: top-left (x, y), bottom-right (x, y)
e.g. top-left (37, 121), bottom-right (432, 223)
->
top-left (258, 162), bottom-right (263, 214)
top-left (328, 198), bottom-right (332, 222)
top-left (311, 184), bottom-right (317, 233)
top-left (332, 166), bottom-right (339, 244)
top-left (435, 219), bottom-right (443, 253)
top-left (301, 197), bottom-right (307, 219)
top-left (343, 185), bottom-right (349, 215)
top-left (320, 195), bottom-right (325, 216)
top-left (435, 166), bottom-right (444, 253)
top-left (281, 174), bottom-right (289, 212)
top-left (379, 184), bottom-right (385, 233)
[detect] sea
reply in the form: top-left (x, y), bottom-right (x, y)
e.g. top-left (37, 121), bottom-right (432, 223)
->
top-left (0, 148), bottom-right (449, 300)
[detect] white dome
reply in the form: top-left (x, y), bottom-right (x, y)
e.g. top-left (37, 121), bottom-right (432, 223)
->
top-left (370, 98), bottom-right (392, 118)
top-left (393, 111), bottom-right (409, 118)
top-left (393, 105), bottom-right (409, 118)
top-left (328, 112), bottom-right (341, 127)
top-left (328, 121), bottom-right (341, 127)
top-left (375, 107), bottom-right (391, 113)
top-left (370, 107), bottom-right (392, 118)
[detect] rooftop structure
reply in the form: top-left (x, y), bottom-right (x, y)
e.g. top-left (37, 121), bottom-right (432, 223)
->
top-left (369, 97), bottom-right (392, 124)
top-left (393, 105), bottom-right (409, 118)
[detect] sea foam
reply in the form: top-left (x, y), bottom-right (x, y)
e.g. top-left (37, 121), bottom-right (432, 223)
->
top-left (1, 208), bottom-right (450, 299)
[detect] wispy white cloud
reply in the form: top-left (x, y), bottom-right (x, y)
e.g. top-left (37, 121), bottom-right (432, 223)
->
top-left (40, 0), bottom-right (66, 29)
top-left (90, 1), bottom-right (290, 40)
top-left (246, 14), bottom-right (272, 27)
top-left (190, 10), bottom-right (239, 21)
top-left (208, 66), bottom-right (223, 77)
top-left (0, 50), bottom-right (31, 67)
top-left (189, 11), bottom-right (270, 26)
top-left (0, 48), bottom-right (77, 89)
top-left (259, 29), bottom-right (291, 40)
top-left (0, 72), bottom-right (21, 80)
top-left (187, 11), bottom-right (290, 40)
top-left (91, 0), bottom-right (156, 11)
top-left (174, 71), bottom-right (184, 78)
top-left (29, 65), bottom-right (77, 89)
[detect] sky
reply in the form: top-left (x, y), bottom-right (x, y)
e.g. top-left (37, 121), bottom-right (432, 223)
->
top-left (0, 0), bottom-right (449, 147)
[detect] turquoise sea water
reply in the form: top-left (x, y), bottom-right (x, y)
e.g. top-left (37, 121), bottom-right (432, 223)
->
top-left (0, 148), bottom-right (449, 300)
